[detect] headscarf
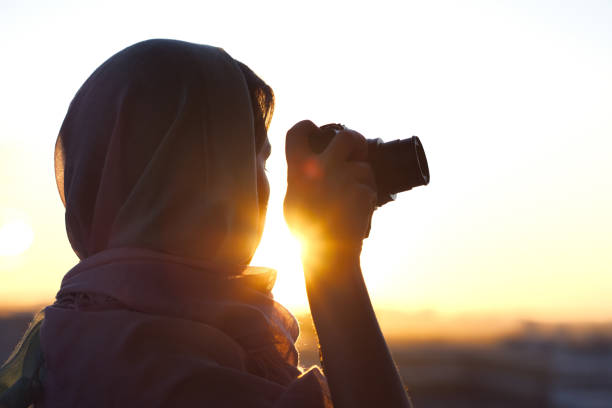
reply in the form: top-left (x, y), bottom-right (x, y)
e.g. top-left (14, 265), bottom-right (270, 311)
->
top-left (55, 39), bottom-right (262, 265)
top-left (37, 39), bottom-right (331, 407)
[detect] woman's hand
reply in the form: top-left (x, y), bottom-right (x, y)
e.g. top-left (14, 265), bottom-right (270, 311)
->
top-left (283, 120), bottom-right (377, 254)
top-left (283, 120), bottom-right (412, 408)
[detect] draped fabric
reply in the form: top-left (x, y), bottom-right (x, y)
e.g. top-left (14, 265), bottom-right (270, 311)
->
top-left (40, 249), bottom-right (330, 407)
top-left (38, 39), bottom-right (331, 407)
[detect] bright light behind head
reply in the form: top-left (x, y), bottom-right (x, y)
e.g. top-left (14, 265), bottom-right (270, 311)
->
top-left (0, 210), bottom-right (34, 256)
top-left (250, 210), bottom-right (308, 311)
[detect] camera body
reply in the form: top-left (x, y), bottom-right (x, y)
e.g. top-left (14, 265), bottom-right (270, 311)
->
top-left (308, 124), bottom-right (430, 206)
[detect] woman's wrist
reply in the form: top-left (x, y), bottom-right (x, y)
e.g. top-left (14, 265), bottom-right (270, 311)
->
top-left (301, 238), bottom-right (363, 282)
top-left (301, 237), bottom-right (363, 262)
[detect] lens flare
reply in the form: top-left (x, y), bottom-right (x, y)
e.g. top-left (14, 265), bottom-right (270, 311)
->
top-left (250, 212), bottom-right (309, 311)
top-left (302, 157), bottom-right (323, 180)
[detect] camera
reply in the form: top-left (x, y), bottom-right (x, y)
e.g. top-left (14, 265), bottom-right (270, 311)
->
top-left (308, 123), bottom-right (430, 206)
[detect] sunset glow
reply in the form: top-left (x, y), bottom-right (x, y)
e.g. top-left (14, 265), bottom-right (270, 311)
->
top-left (1, 1), bottom-right (611, 330)
top-left (0, 212), bottom-right (34, 257)
top-left (251, 211), bottom-right (307, 310)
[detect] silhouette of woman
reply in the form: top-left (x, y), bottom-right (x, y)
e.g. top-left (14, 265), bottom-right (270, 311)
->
top-left (0, 39), bottom-right (411, 408)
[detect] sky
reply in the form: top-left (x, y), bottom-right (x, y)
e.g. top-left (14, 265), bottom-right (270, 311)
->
top-left (0, 0), bottom-right (611, 325)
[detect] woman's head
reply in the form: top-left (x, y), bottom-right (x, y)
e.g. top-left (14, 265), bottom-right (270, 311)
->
top-left (55, 39), bottom-right (274, 266)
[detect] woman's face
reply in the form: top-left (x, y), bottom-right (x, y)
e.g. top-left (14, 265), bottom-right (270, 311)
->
top-left (255, 136), bottom-right (271, 248)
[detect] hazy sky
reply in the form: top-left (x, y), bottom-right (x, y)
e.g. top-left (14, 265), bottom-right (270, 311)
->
top-left (1, 0), bottom-right (611, 322)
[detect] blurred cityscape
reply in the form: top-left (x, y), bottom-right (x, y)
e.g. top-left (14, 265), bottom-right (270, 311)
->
top-left (296, 314), bottom-right (612, 408)
top-left (2, 310), bottom-right (612, 407)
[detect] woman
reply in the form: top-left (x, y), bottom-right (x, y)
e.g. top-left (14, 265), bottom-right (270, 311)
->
top-left (1, 39), bottom-right (411, 407)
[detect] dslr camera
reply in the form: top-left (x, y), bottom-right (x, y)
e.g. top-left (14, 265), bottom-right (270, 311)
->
top-left (308, 123), bottom-right (430, 206)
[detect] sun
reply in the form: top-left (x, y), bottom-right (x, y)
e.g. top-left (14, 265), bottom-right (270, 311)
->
top-left (0, 210), bottom-right (34, 257)
top-left (250, 213), bottom-right (309, 312)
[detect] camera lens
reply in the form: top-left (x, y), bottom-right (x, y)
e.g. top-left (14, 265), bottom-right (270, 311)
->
top-left (369, 136), bottom-right (430, 206)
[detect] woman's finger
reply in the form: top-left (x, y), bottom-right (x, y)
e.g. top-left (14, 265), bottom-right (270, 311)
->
top-left (323, 129), bottom-right (368, 163)
top-left (352, 183), bottom-right (378, 216)
top-left (346, 162), bottom-right (376, 191)
top-left (285, 120), bottom-right (319, 169)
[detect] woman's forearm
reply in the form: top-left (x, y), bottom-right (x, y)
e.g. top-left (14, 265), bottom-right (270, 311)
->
top-left (303, 247), bottom-right (412, 408)
top-left (283, 121), bottom-right (410, 406)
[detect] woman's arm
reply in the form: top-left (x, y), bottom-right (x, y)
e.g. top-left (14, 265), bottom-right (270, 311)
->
top-left (284, 120), bottom-right (412, 408)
